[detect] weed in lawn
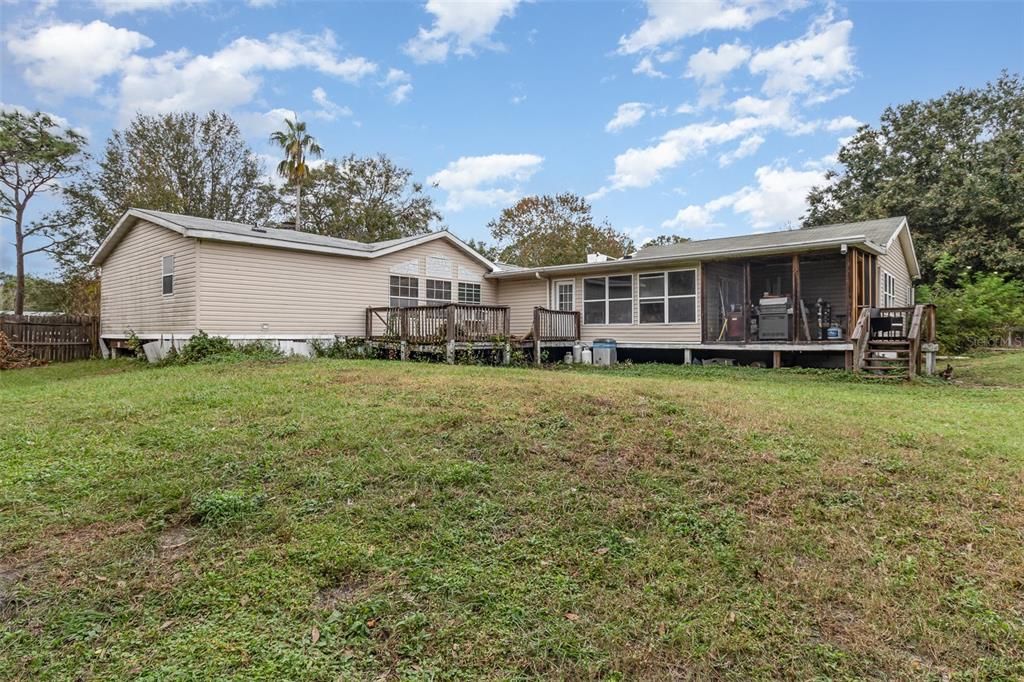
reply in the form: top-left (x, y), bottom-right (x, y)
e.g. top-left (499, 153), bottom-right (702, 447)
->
top-left (192, 489), bottom-right (264, 527)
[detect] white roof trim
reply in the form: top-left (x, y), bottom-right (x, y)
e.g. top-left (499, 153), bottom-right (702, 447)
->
top-left (90, 209), bottom-right (497, 271)
top-left (487, 235), bottom-right (884, 279)
top-left (889, 218), bottom-right (921, 279)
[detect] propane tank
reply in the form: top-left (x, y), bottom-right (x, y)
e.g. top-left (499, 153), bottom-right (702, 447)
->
top-left (572, 342), bottom-right (583, 363)
top-left (581, 347), bottom-right (593, 365)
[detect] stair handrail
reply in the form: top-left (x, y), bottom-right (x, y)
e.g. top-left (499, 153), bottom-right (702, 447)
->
top-left (850, 308), bottom-right (871, 371)
top-left (906, 304), bottom-right (926, 378)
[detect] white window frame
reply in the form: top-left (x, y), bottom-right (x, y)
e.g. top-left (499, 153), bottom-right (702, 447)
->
top-left (583, 274), bottom-right (633, 325)
top-left (389, 275), bottom-right (419, 307)
top-left (552, 279), bottom-right (575, 312)
top-left (425, 278), bottom-right (452, 305)
top-left (161, 255), bottom-right (174, 296)
top-left (458, 282), bottom-right (481, 305)
top-left (638, 268), bottom-right (697, 324)
top-left (882, 271), bottom-right (897, 308)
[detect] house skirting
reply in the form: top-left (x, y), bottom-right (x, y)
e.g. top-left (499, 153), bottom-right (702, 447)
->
top-left (100, 332), bottom-right (343, 359)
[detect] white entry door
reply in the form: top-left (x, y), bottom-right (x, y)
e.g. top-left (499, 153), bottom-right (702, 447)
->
top-left (553, 280), bottom-right (575, 311)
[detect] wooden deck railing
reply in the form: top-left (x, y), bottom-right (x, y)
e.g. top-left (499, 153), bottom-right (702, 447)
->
top-left (365, 304), bottom-right (510, 344)
top-left (533, 307), bottom-right (581, 342)
top-left (869, 306), bottom-right (914, 341)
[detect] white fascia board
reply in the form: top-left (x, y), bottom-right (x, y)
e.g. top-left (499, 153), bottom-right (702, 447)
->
top-left (487, 235), bottom-right (879, 279)
top-left (90, 210), bottom-right (188, 266)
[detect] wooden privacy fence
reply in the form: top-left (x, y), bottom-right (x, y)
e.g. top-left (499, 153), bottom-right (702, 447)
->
top-left (0, 314), bottom-right (99, 362)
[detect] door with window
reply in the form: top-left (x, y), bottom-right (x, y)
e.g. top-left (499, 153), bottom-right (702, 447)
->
top-left (553, 280), bottom-right (575, 311)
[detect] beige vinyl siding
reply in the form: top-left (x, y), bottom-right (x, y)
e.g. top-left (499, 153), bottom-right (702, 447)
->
top-left (878, 231), bottom-right (914, 306)
top-left (196, 238), bottom-right (496, 337)
top-left (99, 221), bottom-right (197, 336)
top-left (496, 278), bottom-right (549, 336)
top-left (572, 263), bottom-right (702, 345)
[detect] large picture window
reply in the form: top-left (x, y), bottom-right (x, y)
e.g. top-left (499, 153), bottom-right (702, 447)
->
top-left (639, 270), bottom-right (696, 323)
top-left (583, 275), bottom-right (632, 325)
top-left (389, 276), bottom-right (418, 307)
top-left (161, 255), bottom-right (174, 296)
top-left (425, 279), bottom-right (452, 304)
top-left (458, 282), bottom-right (481, 304)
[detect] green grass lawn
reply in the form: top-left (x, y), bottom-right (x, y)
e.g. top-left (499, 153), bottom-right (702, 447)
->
top-left (2, 356), bottom-right (1023, 679)
top-left (950, 350), bottom-right (1024, 388)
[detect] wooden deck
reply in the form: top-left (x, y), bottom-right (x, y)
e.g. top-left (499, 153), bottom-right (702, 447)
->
top-left (365, 304), bottom-right (581, 364)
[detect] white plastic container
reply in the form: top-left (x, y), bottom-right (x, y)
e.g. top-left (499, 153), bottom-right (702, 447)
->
top-left (581, 348), bottom-right (593, 365)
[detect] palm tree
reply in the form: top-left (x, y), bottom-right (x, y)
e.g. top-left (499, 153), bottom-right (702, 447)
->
top-left (270, 119), bottom-right (323, 231)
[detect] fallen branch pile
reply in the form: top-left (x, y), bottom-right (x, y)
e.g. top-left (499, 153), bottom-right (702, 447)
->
top-left (0, 331), bottom-right (46, 370)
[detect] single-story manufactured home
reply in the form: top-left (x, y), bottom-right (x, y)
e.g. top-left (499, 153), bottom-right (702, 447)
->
top-left (91, 208), bottom-right (936, 375)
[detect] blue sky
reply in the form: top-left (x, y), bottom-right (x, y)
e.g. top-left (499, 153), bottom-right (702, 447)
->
top-left (2, 0), bottom-right (1022, 276)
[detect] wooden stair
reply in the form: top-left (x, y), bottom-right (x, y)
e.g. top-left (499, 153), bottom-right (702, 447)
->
top-left (862, 340), bottom-right (911, 378)
top-left (850, 305), bottom-right (937, 381)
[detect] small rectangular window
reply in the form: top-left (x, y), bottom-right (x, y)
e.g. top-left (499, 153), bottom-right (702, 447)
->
top-left (425, 279), bottom-right (452, 304)
top-left (161, 255), bottom-right (174, 295)
top-left (389, 275), bottom-right (418, 307)
top-left (458, 282), bottom-right (481, 304)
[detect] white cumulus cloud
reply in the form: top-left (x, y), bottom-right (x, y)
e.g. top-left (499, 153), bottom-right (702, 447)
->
top-left (596, 96), bottom-right (811, 194)
top-left (605, 102), bottom-right (650, 133)
top-left (661, 161), bottom-right (827, 231)
top-left (717, 134), bottom-right (764, 166)
top-left (6, 20), bottom-right (153, 96)
top-left (118, 30), bottom-right (376, 121)
top-left (686, 41), bottom-right (751, 84)
top-left (311, 87), bottom-right (352, 120)
top-left (428, 153), bottom-right (543, 211)
top-left (661, 204), bottom-right (720, 230)
top-left (749, 14), bottom-right (856, 98)
top-left (619, 0), bottom-right (806, 54)
top-left (404, 0), bottom-right (521, 63)
top-left (825, 115), bottom-right (862, 131)
top-left (381, 68), bottom-right (413, 103)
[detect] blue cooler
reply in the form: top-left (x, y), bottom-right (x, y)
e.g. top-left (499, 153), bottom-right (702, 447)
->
top-left (592, 339), bottom-right (617, 366)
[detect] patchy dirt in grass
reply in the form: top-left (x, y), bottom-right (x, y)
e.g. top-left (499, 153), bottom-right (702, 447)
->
top-left (0, 563), bottom-right (26, 620)
top-left (315, 578), bottom-right (373, 610)
top-left (156, 526), bottom-right (194, 561)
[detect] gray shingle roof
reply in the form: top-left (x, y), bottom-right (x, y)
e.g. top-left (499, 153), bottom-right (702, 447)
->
top-left (91, 208), bottom-right (497, 270)
top-left (130, 208), bottom-right (429, 253)
top-left (634, 217), bottom-right (907, 260)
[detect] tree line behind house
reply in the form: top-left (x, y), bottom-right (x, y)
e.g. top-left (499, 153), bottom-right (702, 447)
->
top-left (2, 72), bottom-right (1022, 351)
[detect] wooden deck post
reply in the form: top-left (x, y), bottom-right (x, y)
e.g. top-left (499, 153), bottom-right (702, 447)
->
top-left (791, 253), bottom-right (801, 341)
top-left (772, 351), bottom-right (782, 369)
top-left (536, 305), bottom-right (544, 364)
top-left (502, 342), bottom-right (511, 365)
top-left (743, 262), bottom-right (752, 342)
